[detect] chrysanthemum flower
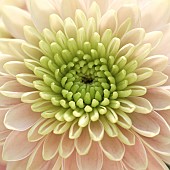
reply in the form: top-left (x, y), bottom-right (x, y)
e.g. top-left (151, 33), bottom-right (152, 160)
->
top-left (0, 0), bottom-right (170, 169)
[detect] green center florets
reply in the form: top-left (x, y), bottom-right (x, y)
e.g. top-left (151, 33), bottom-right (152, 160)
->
top-left (23, 20), bottom-right (148, 132)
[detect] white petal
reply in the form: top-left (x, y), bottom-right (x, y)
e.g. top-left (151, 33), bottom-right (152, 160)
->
top-left (30, 0), bottom-right (56, 31)
top-left (2, 6), bottom-right (33, 39)
top-left (141, 0), bottom-right (170, 31)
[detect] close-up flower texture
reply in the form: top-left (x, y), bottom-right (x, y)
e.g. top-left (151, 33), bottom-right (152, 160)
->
top-left (0, 0), bottom-right (170, 169)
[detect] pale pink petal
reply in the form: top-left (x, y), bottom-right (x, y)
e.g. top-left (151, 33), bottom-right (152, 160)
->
top-left (4, 103), bottom-right (40, 131)
top-left (0, 130), bottom-right (11, 142)
top-left (6, 157), bottom-right (29, 170)
top-left (130, 112), bottom-right (160, 137)
top-left (30, 0), bottom-right (56, 31)
top-left (144, 88), bottom-right (170, 110)
top-left (75, 127), bottom-right (92, 155)
top-left (146, 148), bottom-right (169, 170)
top-left (27, 141), bottom-right (49, 170)
top-left (157, 110), bottom-right (170, 126)
top-left (0, 108), bottom-right (8, 132)
top-left (76, 142), bottom-right (103, 170)
top-left (141, 0), bottom-right (170, 31)
top-left (141, 111), bottom-right (170, 147)
top-left (3, 130), bottom-right (37, 161)
top-left (27, 118), bottom-right (46, 142)
top-left (163, 65), bottom-right (170, 86)
top-left (123, 136), bottom-right (148, 170)
top-left (51, 155), bottom-right (62, 170)
top-left (59, 131), bottom-right (74, 158)
top-left (99, 134), bottom-right (125, 161)
top-left (62, 151), bottom-right (79, 170)
top-left (2, 6), bottom-right (33, 39)
top-left (0, 75), bottom-right (13, 87)
top-left (102, 155), bottom-right (124, 170)
top-left (0, 94), bottom-right (21, 107)
top-left (43, 133), bottom-right (61, 160)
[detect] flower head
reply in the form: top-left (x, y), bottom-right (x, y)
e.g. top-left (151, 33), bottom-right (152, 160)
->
top-left (0, 0), bottom-right (170, 169)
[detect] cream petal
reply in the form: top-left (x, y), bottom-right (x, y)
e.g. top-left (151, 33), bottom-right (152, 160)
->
top-left (27, 141), bottom-right (49, 170)
top-left (144, 88), bottom-right (170, 110)
top-left (102, 156), bottom-right (124, 170)
top-left (123, 136), bottom-right (148, 170)
top-left (0, 80), bottom-right (31, 98)
top-left (128, 97), bottom-right (153, 114)
top-left (0, 55), bottom-right (17, 76)
top-left (117, 4), bottom-right (140, 28)
top-left (143, 31), bottom-right (163, 50)
top-left (130, 112), bottom-right (160, 137)
top-left (100, 9), bottom-right (117, 35)
top-left (137, 71), bottom-right (168, 88)
top-left (4, 103), bottom-right (40, 131)
top-left (24, 26), bottom-right (43, 46)
top-left (16, 73), bottom-right (38, 88)
top-left (22, 42), bottom-right (43, 61)
top-left (3, 61), bottom-right (32, 77)
top-left (152, 24), bottom-right (170, 60)
top-left (146, 149), bottom-right (169, 170)
top-left (88, 120), bottom-right (104, 141)
top-left (141, 0), bottom-right (170, 31)
top-left (3, 130), bottom-right (37, 161)
top-left (0, 39), bottom-right (28, 61)
top-left (2, 6), bottom-right (33, 39)
top-left (59, 131), bottom-right (74, 158)
top-left (76, 142), bottom-right (103, 170)
top-left (129, 43), bottom-right (151, 63)
top-left (141, 55), bottom-right (168, 71)
top-left (87, 0), bottom-right (110, 14)
top-left (30, 0), bottom-right (56, 31)
top-left (6, 157), bottom-right (29, 170)
top-left (121, 28), bottom-right (145, 47)
top-left (99, 134), bottom-right (125, 161)
top-left (62, 151), bottom-right (79, 170)
top-left (75, 127), bottom-right (92, 155)
top-left (61, 0), bottom-right (84, 19)
top-left (43, 133), bottom-right (61, 160)
top-left (109, 0), bottom-right (138, 11)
